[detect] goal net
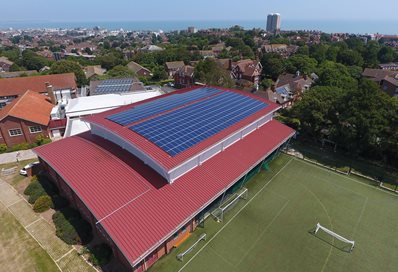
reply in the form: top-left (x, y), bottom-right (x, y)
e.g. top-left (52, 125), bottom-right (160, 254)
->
top-left (212, 187), bottom-right (248, 222)
top-left (314, 223), bottom-right (355, 252)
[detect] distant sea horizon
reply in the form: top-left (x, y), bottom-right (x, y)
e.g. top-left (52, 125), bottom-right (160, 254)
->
top-left (0, 20), bottom-right (397, 35)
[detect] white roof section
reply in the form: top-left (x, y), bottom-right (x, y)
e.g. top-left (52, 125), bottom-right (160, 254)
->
top-left (64, 118), bottom-right (92, 138)
top-left (65, 91), bottom-right (162, 118)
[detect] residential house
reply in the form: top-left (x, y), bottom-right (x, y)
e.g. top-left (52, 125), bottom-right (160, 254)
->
top-left (165, 61), bottom-right (185, 77)
top-left (84, 65), bottom-right (106, 79)
top-left (0, 90), bottom-right (54, 147)
top-left (381, 77), bottom-right (398, 97)
top-left (378, 63), bottom-right (398, 71)
top-left (260, 44), bottom-right (298, 58)
top-left (231, 60), bottom-right (262, 85)
top-left (127, 61), bottom-right (152, 77)
top-left (0, 56), bottom-right (13, 72)
top-left (174, 65), bottom-right (195, 88)
top-left (140, 45), bottom-right (164, 53)
top-left (362, 68), bottom-right (398, 96)
top-left (0, 73), bottom-right (77, 108)
top-left (216, 59), bottom-right (232, 70)
top-left (264, 73), bottom-right (314, 108)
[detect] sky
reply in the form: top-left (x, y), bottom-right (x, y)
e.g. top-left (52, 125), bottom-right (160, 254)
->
top-left (1, 0), bottom-right (398, 22)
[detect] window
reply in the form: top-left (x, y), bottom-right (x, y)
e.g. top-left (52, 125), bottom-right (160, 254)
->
top-left (9, 128), bottom-right (23, 137)
top-left (29, 126), bottom-right (42, 134)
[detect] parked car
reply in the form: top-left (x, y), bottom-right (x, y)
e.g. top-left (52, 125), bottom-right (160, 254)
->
top-left (19, 162), bottom-right (40, 176)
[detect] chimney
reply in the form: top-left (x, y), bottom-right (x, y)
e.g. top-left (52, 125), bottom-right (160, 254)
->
top-left (45, 82), bottom-right (57, 105)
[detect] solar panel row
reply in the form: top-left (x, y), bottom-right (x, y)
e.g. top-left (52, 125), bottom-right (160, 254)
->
top-left (107, 87), bottom-right (221, 125)
top-left (100, 78), bottom-right (134, 85)
top-left (130, 92), bottom-right (268, 156)
top-left (95, 85), bottom-right (132, 95)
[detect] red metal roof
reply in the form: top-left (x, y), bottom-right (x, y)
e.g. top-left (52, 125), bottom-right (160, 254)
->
top-left (34, 119), bottom-right (294, 267)
top-left (85, 86), bottom-right (281, 171)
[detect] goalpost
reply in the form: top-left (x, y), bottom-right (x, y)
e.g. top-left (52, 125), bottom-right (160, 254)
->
top-left (212, 187), bottom-right (248, 222)
top-left (314, 223), bottom-right (355, 252)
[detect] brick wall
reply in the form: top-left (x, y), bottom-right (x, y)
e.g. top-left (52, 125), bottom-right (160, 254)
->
top-left (0, 116), bottom-right (50, 147)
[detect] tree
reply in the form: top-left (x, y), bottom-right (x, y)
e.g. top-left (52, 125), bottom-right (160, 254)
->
top-left (260, 78), bottom-right (273, 90)
top-left (363, 41), bottom-right (380, 68)
top-left (309, 44), bottom-right (328, 63)
top-left (9, 63), bottom-right (23, 72)
top-left (260, 53), bottom-right (285, 80)
top-left (50, 60), bottom-right (87, 87)
top-left (378, 46), bottom-right (397, 63)
top-left (285, 54), bottom-right (318, 75)
top-left (194, 58), bottom-right (234, 88)
top-left (106, 65), bottom-right (134, 78)
top-left (22, 50), bottom-right (51, 71)
top-left (291, 86), bottom-right (345, 139)
top-left (297, 45), bottom-right (309, 56)
top-left (316, 61), bottom-right (358, 90)
top-left (336, 49), bottom-right (364, 67)
top-left (151, 65), bottom-right (168, 81)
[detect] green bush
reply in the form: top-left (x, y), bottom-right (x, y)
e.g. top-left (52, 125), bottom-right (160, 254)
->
top-left (24, 181), bottom-right (46, 204)
top-left (33, 195), bottom-right (53, 213)
top-left (30, 175), bottom-right (38, 182)
top-left (11, 142), bottom-right (30, 152)
top-left (53, 208), bottom-right (92, 245)
top-left (88, 244), bottom-right (113, 266)
top-left (24, 176), bottom-right (57, 204)
top-left (0, 144), bottom-right (7, 153)
top-left (35, 134), bottom-right (52, 146)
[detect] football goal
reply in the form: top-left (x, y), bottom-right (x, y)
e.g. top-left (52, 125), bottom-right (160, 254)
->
top-left (314, 223), bottom-right (355, 252)
top-left (177, 233), bottom-right (206, 261)
top-left (212, 187), bottom-right (248, 222)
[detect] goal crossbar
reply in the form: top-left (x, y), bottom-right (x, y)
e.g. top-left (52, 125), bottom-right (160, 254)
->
top-left (315, 223), bottom-right (355, 252)
top-left (212, 187), bottom-right (248, 222)
top-left (177, 233), bottom-right (206, 261)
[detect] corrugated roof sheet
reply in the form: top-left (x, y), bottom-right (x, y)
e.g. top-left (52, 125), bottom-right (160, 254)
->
top-left (34, 119), bottom-right (294, 267)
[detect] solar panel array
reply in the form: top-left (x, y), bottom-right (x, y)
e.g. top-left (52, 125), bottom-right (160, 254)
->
top-left (93, 78), bottom-right (134, 95)
top-left (130, 91), bottom-right (268, 156)
top-left (107, 87), bottom-right (221, 125)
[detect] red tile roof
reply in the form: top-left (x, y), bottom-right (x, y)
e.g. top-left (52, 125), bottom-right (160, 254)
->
top-left (0, 90), bottom-right (54, 126)
top-left (34, 119), bottom-right (294, 267)
top-left (85, 86), bottom-right (280, 171)
top-left (0, 73), bottom-right (76, 97)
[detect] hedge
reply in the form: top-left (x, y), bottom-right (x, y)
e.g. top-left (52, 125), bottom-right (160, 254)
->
top-left (33, 195), bottom-right (53, 213)
top-left (53, 208), bottom-right (92, 245)
top-left (24, 175), bottom-right (58, 204)
top-left (24, 181), bottom-right (47, 204)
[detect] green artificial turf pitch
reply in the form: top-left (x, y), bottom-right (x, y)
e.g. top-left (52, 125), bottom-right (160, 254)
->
top-left (168, 155), bottom-right (398, 272)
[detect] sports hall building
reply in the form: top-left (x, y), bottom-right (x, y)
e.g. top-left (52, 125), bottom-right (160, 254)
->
top-left (34, 86), bottom-right (295, 271)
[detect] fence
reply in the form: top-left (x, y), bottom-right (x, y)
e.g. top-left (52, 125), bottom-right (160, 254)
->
top-left (282, 149), bottom-right (398, 195)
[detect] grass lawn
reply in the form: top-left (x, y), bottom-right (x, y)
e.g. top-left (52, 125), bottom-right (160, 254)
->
top-left (0, 202), bottom-right (59, 272)
top-left (150, 154), bottom-right (398, 272)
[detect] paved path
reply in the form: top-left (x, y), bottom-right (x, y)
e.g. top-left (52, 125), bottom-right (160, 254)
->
top-left (0, 179), bottom-right (96, 272)
top-left (0, 149), bottom-right (37, 164)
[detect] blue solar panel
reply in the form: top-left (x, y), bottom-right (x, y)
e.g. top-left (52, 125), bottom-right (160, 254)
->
top-left (93, 78), bottom-right (134, 95)
top-left (107, 87), bottom-right (221, 125)
top-left (130, 91), bottom-right (268, 156)
top-left (276, 86), bottom-right (290, 96)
